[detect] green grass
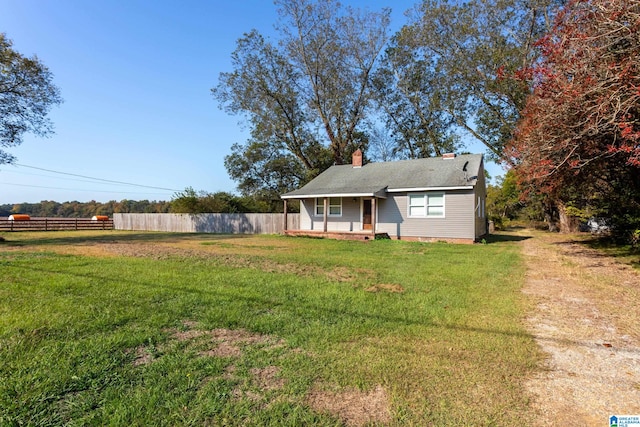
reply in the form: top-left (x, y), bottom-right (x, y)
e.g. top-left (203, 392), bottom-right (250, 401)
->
top-left (0, 231), bottom-right (540, 426)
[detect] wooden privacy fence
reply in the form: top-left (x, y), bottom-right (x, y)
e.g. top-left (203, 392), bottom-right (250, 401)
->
top-left (114, 213), bottom-right (300, 234)
top-left (0, 217), bottom-right (114, 231)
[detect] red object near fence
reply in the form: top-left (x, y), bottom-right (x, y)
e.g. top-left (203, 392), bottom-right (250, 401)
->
top-left (8, 214), bottom-right (30, 221)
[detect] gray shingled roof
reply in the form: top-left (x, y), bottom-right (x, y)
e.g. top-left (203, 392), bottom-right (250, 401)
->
top-left (281, 154), bottom-right (483, 199)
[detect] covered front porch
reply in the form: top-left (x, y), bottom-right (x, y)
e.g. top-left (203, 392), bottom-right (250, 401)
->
top-left (281, 191), bottom-right (386, 240)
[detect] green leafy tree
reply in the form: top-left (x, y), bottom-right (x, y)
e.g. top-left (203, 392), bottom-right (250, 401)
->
top-left (390, 0), bottom-right (558, 160)
top-left (224, 139), bottom-right (320, 203)
top-left (213, 0), bottom-right (390, 197)
top-left (170, 187), bottom-right (202, 213)
top-left (373, 25), bottom-right (460, 159)
top-left (0, 33), bottom-right (62, 164)
top-left (170, 188), bottom-right (272, 214)
top-left (486, 170), bottom-right (522, 227)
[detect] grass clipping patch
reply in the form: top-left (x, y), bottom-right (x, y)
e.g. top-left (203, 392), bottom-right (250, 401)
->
top-left (307, 384), bottom-right (391, 427)
top-left (132, 322), bottom-right (285, 366)
top-left (131, 321), bottom-right (392, 425)
top-left (364, 283), bottom-right (405, 293)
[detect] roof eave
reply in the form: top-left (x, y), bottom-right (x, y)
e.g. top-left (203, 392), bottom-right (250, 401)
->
top-left (386, 185), bottom-right (474, 193)
top-left (281, 191), bottom-right (388, 200)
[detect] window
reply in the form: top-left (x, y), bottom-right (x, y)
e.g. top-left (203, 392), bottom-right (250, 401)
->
top-left (408, 194), bottom-right (425, 217)
top-left (315, 197), bottom-right (342, 216)
top-left (408, 193), bottom-right (444, 218)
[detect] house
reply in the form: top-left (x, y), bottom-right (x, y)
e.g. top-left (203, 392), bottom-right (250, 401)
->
top-left (281, 150), bottom-right (488, 243)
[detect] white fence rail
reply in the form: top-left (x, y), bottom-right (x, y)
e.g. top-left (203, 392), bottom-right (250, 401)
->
top-left (113, 213), bottom-right (300, 234)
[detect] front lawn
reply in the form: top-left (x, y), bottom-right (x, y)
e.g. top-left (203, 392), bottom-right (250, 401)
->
top-left (0, 231), bottom-right (539, 426)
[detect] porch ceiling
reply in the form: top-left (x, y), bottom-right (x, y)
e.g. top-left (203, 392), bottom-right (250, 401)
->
top-left (280, 187), bottom-right (387, 200)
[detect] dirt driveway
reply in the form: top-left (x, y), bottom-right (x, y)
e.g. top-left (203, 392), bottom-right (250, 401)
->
top-left (519, 229), bottom-right (640, 426)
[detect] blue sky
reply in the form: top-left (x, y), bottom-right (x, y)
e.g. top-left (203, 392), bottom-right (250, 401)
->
top-left (0, 0), bottom-right (502, 204)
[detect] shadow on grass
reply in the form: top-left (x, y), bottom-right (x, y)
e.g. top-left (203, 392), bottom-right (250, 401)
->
top-left (5, 262), bottom-right (532, 339)
top-left (1, 230), bottom-right (534, 248)
top-left (559, 235), bottom-right (640, 269)
top-left (8, 260), bottom-right (636, 356)
top-left (0, 231), bottom-right (252, 248)
top-left (483, 233), bottom-right (531, 243)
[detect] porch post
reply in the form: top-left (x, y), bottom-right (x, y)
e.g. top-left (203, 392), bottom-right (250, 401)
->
top-left (371, 197), bottom-right (376, 235)
top-left (283, 199), bottom-right (288, 232)
top-left (323, 197), bottom-right (328, 232)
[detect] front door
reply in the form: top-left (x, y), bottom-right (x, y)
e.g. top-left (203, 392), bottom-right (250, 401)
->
top-left (362, 199), bottom-right (372, 230)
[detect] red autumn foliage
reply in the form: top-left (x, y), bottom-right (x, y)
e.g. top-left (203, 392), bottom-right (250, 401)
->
top-left (507, 0), bottom-right (640, 199)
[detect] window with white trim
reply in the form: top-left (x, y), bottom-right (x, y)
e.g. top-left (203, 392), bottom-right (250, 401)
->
top-left (315, 197), bottom-right (342, 216)
top-left (408, 193), bottom-right (444, 218)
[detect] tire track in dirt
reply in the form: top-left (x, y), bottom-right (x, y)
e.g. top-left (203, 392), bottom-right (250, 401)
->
top-left (520, 230), bottom-right (640, 426)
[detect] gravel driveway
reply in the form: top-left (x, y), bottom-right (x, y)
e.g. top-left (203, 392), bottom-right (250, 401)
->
top-left (519, 230), bottom-right (640, 426)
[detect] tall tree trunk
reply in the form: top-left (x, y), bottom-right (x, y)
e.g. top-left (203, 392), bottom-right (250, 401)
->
top-left (544, 199), bottom-right (559, 232)
top-left (557, 201), bottom-right (580, 233)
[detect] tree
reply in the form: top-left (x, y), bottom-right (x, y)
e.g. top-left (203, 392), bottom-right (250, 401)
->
top-left (486, 170), bottom-right (522, 227)
top-left (213, 0), bottom-right (390, 198)
top-left (386, 0), bottom-right (558, 160)
top-left (508, 0), bottom-right (640, 236)
top-left (366, 125), bottom-right (398, 162)
top-left (0, 33), bottom-right (62, 164)
top-left (170, 187), bottom-right (202, 213)
top-left (223, 138), bottom-right (322, 203)
top-left (170, 187), bottom-right (273, 214)
top-left (373, 24), bottom-right (461, 159)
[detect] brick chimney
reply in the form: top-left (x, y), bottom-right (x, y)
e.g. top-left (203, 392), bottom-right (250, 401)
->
top-left (442, 153), bottom-right (456, 160)
top-left (352, 149), bottom-right (363, 168)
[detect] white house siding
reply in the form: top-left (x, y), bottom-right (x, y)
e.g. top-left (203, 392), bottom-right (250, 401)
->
top-left (300, 200), bottom-right (312, 229)
top-left (377, 191), bottom-right (476, 240)
top-left (300, 198), bottom-right (362, 232)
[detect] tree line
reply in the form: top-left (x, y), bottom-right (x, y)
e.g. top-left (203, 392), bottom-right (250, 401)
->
top-left (0, 189), bottom-right (288, 218)
top-left (0, 200), bottom-right (171, 218)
